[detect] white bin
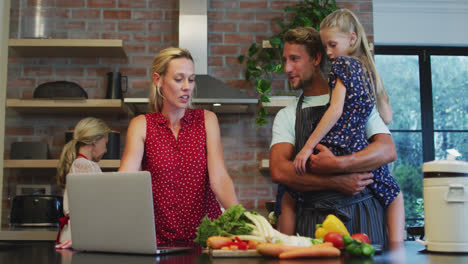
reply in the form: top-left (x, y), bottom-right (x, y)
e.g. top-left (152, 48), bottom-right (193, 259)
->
top-left (423, 160), bottom-right (468, 252)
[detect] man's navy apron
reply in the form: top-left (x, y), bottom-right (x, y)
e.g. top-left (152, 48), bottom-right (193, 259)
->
top-left (294, 94), bottom-right (388, 248)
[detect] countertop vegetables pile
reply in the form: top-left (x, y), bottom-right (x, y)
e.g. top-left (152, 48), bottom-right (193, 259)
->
top-left (195, 205), bottom-right (376, 259)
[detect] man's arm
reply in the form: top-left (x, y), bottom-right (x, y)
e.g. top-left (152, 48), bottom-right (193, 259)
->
top-left (308, 133), bottom-right (397, 174)
top-left (270, 142), bottom-right (374, 195)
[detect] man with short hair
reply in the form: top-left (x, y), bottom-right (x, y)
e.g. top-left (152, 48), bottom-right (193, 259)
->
top-left (270, 27), bottom-right (403, 247)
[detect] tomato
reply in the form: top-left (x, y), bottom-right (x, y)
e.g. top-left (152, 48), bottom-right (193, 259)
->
top-left (351, 233), bottom-right (371, 244)
top-left (324, 232), bottom-right (344, 249)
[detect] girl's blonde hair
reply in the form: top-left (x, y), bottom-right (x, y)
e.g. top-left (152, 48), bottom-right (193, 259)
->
top-left (320, 9), bottom-right (389, 106)
top-left (56, 117), bottom-right (111, 188)
top-left (149, 47), bottom-right (194, 112)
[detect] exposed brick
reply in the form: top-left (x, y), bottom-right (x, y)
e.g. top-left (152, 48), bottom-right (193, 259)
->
top-left (5, 126), bottom-right (34, 136)
top-left (87, 21), bottom-right (116, 31)
top-left (226, 11), bottom-right (254, 20)
top-left (210, 0), bottom-right (238, 9)
top-left (208, 11), bottom-right (224, 21)
top-left (101, 32), bottom-right (131, 42)
top-left (163, 33), bottom-right (178, 43)
top-left (149, 0), bottom-right (177, 9)
top-left (56, 0), bottom-right (85, 8)
top-left (72, 9), bottom-right (100, 19)
top-left (209, 22), bottom-right (237, 33)
top-left (239, 22), bottom-right (267, 33)
top-left (208, 56), bottom-right (223, 67)
top-left (270, 1), bottom-right (297, 10)
top-left (56, 9), bottom-right (71, 19)
top-left (149, 21), bottom-right (177, 32)
top-left (211, 66), bottom-right (241, 79)
top-left (55, 21), bottom-right (86, 31)
top-left (239, 186), bottom-right (271, 198)
top-left (208, 33), bottom-right (223, 43)
top-left (164, 10), bottom-right (179, 20)
top-left (133, 10), bottom-right (163, 20)
top-left (23, 66), bottom-right (52, 77)
top-left (100, 57), bottom-right (129, 65)
top-left (131, 79), bottom-right (152, 89)
top-left (240, 0), bottom-right (268, 9)
top-left (70, 58), bottom-right (99, 64)
top-left (210, 45), bottom-right (239, 55)
top-left (7, 78), bottom-right (35, 88)
top-left (118, 22), bottom-right (146, 31)
top-left (86, 67), bottom-right (114, 77)
top-left (71, 78), bottom-right (99, 89)
top-left (124, 44), bottom-right (146, 54)
top-left (103, 10), bottom-right (131, 20)
top-left (69, 32), bottom-right (100, 39)
top-left (231, 174), bottom-right (255, 185)
top-left (118, 0), bottom-right (147, 8)
top-left (225, 34), bottom-right (254, 44)
top-left (360, 2), bottom-right (373, 12)
top-left (88, 0), bottom-right (116, 8)
top-left (225, 80), bottom-right (253, 90)
top-left (239, 150), bottom-right (256, 161)
top-left (134, 33), bottom-right (162, 43)
top-left (357, 13), bottom-right (373, 24)
top-left (56, 67), bottom-right (84, 77)
top-left (133, 56), bottom-right (154, 66)
top-left (118, 67), bottom-right (147, 77)
top-left (220, 137), bottom-right (238, 148)
top-left (255, 11), bottom-right (283, 21)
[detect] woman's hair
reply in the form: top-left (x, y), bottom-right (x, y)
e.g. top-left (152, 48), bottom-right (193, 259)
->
top-left (284, 27), bottom-right (326, 72)
top-left (149, 47), bottom-right (194, 112)
top-left (56, 117), bottom-right (111, 188)
top-left (320, 9), bottom-right (388, 105)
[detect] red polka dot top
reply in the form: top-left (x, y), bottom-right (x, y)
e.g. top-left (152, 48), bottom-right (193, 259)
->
top-left (143, 109), bottom-right (222, 245)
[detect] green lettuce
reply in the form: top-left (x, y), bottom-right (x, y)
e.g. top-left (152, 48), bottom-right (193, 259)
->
top-left (194, 204), bottom-right (253, 247)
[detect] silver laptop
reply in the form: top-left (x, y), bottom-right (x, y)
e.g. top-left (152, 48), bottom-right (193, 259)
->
top-left (67, 171), bottom-right (191, 255)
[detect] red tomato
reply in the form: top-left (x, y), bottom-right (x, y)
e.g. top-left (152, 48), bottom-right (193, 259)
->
top-left (351, 233), bottom-right (371, 244)
top-left (324, 232), bottom-right (344, 249)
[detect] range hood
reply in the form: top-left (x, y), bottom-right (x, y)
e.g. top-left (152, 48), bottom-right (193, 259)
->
top-left (125, 0), bottom-right (257, 114)
top-left (179, 0), bottom-right (257, 106)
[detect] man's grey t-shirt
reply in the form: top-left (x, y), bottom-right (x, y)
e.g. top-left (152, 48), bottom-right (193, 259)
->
top-left (271, 94), bottom-right (390, 148)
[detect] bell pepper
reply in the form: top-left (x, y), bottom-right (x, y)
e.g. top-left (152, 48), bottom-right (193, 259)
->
top-left (315, 214), bottom-right (350, 239)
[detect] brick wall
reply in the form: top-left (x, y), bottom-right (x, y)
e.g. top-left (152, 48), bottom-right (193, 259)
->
top-left (3, 0), bottom-right (373, 226)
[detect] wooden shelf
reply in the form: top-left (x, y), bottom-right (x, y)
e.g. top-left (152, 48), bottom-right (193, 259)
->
top-left (262, 96), bottom-right (296, 114)
top-left (8, 39), bottom-right (126, 57)
top-left (0, 230), bottom-right (57, 241)
top-left (4, 159), bottom-right (120, 169)
top-left (6, 99), bottom-right (130, 115)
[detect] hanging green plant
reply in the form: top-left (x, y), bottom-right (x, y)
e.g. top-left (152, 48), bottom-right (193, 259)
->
top-left (238, 0), bottom-right (338, 127)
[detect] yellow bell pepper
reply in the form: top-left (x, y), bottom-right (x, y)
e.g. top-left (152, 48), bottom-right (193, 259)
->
top-left (314, 214), bottom-right (350, 239)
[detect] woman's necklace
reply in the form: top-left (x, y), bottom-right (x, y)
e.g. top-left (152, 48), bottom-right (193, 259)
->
top-left (77, 153), bottom-right (88, 159)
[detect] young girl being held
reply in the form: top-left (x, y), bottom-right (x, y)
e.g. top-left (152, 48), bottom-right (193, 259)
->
top-left (55, 117), bottom-right (111, 249)
top-left (290, 9), bottom-right (405, 242)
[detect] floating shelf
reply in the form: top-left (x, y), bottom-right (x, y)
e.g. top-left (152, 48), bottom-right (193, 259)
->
top-left (262, 96), bottom-right (296, 114)
top-left (8, 39), bottom-right (126, 57)
top-left (0, 230), bottom-right (57, 241)
top-left (4, 159), bottom-right (120, 169)
top-left (6, 99), bottom-right (130, 115)
top-left (124, 98), bottom-right (254, 114)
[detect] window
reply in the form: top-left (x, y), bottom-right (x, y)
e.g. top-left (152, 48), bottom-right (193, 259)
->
top-left (375, 46), bottom-right (468, 227)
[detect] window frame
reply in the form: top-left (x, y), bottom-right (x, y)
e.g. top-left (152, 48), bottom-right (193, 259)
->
top-left (375, 45), bottom-right (468, 162)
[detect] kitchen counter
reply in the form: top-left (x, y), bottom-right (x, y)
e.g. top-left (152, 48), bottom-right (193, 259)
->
top-left (1, 241), bottom-right (467, 264)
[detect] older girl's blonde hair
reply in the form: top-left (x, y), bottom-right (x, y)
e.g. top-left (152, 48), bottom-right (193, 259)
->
top-left (149, 47), bottom-right (194, 112)
top-left (56, 117), bottom-right (111, 188)
top-left (320, 9), bottom-right (389, 108)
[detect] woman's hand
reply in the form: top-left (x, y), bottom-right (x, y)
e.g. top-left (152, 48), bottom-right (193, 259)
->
top-left (55, 239), bottom-right (72, 249)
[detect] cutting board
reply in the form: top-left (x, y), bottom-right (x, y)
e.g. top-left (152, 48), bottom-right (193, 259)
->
top-left (210, 249), bottom-right (261, 258)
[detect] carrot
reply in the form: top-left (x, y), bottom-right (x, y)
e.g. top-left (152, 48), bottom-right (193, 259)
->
top-left (279, 246), bottom-right (341, 259)
top-left (207, 236), bottom-right (233, 249)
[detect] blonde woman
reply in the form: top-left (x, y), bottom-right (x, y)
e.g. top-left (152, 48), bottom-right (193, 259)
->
top-left (119, 47), bottom-right (238, 245)
top-left (55, 117), bottom-right (111, 249)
